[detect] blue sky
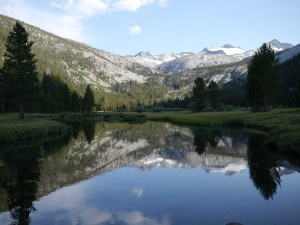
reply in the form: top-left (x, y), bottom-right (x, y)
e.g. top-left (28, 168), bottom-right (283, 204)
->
top-left (0, 0), bottom-right (299, 55)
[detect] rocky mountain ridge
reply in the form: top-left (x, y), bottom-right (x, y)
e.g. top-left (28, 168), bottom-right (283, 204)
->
top-left (129, 40), bottom-right (295, 74)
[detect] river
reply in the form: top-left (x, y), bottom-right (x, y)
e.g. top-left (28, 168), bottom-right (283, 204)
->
top-left (0, 121), bottom-right (300, 225)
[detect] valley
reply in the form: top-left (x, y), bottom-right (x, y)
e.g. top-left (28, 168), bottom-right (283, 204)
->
top-left (1, 14), bottom-right (299, 111)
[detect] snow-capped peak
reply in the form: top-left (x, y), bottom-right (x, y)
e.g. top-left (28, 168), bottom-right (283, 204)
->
top-left (134, 51), bottom-right (153, 58)
top-left (268, 39), bottom-right (294, 52)
top-left (222, 44), bottom-right (236, 48)
top-left (200, 44), bottom-right (246, 56)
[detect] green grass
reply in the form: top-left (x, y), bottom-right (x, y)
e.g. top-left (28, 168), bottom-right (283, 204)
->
top-left (60, 112), bottom-right (146, 123)
top-left (0, 113), bottom-right (68, 143)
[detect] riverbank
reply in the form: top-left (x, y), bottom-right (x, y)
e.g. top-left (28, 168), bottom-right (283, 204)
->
top-left (141, 109), bottom-right (300, 153)
top-left (0, 113), bottom-right (68, 143)
top-left (0, 109), bottom-right (299, 154)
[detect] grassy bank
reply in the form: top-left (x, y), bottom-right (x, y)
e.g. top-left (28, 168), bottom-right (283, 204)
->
top-left (140, 109), bottom-right (300, 153)
top-left (0, 113), bottom-right (68, 143)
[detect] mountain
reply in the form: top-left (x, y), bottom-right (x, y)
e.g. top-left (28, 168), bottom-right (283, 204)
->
top-left (268, 39), bottom-right (294, 52)
top-left (126, 51), bottom-right (195, 68)
top-left (200, 44), bottom-right (246, 55)
top-left (0, 14), bottom-right (152, 94)
top-left (156, 53), bottom-right (245, 73)
top-left (129, 40), bottom-right (294, 74)
top-left (278, 43), bottom-right (300, 63)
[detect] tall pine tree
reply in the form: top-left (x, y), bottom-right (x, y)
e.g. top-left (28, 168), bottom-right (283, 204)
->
top-left (192, 77), bottom-right (207, 111)
top-left (0, 69), bottom-right (4, 113)
top-left (247, 43), bottom-right (278, 112)
top-left (2, 21), bottom-right (38, 119)
top-left (82, 85), bottom-right (95, 112)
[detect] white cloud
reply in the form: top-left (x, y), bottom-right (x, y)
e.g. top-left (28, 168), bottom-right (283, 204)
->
top-left (158, 0), bottom-right (169, 7)
top-left (132, 188), bottom-right (144, 197)
top-left (113, 0), bottom-right (154, 12)
top-left (129, 25), bottom-right (141, 35)
top-left (51, 0), bottom-right (108, 18)
top-left (0, 0), bottom-right (169, 44)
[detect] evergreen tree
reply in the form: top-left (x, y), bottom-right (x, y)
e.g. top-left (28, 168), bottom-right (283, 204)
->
top-left (247, 43), bottom-right (278, 112)
top-left (192, 77), bottom-right (207, 111)
top-left (276, 54), bottom-right (300, 107)
top-left (0, 69), bottom-right (4, 112)
top-left (207, 81), bottom-right (220, 109)
top-left (82, 85), bottom-right (95, 112)
top-left (2, 21), bottom-right (38, 119)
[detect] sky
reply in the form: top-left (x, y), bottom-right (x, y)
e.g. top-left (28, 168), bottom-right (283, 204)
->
top-left (0, 0), bottom-right (299, 55)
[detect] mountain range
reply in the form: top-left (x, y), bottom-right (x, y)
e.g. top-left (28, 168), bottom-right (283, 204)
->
top-left (0, 14), bottom-right (299, 99)
top-left (128, 39), bottom-right (295, 73)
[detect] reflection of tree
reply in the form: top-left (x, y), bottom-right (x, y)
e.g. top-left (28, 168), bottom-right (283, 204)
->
top-left (0, 146), bottom-right (41, 225)
top-left (42, 131), bottom-right (73, 155)
top-left (191, 128), bottom-right (223, 155)
top-left (247, 133), bottom-right (281, 200)
top-left (207, 129), bottom-right (222, 148)
top-left (82, 122), bottom-right (96, 144)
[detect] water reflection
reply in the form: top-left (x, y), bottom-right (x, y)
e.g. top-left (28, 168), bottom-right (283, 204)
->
top-left (191, 128), bottom-right (223, 154)
top-left (247, 133), bottom-right (281, 200)
top-left (0, 146), bottom-right (41, 225)
top-left (81, 122), bottom-right (96, 144)
top-left (0, 121), bottom-right (300, 225)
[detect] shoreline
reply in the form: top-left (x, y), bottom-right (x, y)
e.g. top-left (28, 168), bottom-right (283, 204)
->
top-left (0, 109), bottom-right (299, 154)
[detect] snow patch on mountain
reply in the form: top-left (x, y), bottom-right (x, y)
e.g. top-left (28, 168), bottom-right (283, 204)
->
top-left (126, 51), bottom-right (196, 68)
top-left (200, 44), bottom-right (246, 55)
top-left (277, 44), bottom-right (300, 63)
top-left (268, 39), bottom-right (294, 52)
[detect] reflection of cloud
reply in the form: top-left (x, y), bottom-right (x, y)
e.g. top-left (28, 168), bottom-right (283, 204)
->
top-left (33, 182), bottom-right (170, 225)
top-left (80, 209), bottom-right (113, 225)
top-left (132, 188), bottom-right (144, 198)
top-left (118, 211), bottom-right (171, 225)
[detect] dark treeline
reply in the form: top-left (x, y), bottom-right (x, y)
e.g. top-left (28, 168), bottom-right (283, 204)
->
top-left (39, 73), bottom-right (81, 113)
top-left (276, 54), bottom-right (300, 107)
top-left (1, 72), bottom-right (95, 114)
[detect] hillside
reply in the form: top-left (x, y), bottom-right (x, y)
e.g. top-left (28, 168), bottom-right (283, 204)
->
top-left (0, 14), bottom-right (153, 93)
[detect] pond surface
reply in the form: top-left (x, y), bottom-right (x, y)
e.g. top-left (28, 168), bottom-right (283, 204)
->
top-left (0, 121), bottom-right (300, 225)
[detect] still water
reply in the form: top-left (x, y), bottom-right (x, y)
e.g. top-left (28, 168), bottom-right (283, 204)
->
top-left (0, 121), bottom-right (300, 225)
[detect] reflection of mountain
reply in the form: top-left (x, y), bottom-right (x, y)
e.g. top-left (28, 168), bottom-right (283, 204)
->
top-left (1, 122), bottom-right (300, 214)
top-left (37, 123), bottom-right (250, 194)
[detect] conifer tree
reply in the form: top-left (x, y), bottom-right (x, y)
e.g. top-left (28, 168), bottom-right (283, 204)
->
top-left (0, 69), bottom-right (4, 112)
top-left (82, 85), bottom-right (95, 112)
top-left (2, 21), bottom-right (38, 119)
top-left (192, 77), bottom-right (207, 111)
top-left (207, 81), bottom-right (220, 110)
top-left (247, 43), bottom-right (278, 112)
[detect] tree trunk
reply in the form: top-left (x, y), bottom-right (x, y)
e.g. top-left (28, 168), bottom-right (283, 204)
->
top-left (19, 106), bottom-right (24, 120)
top-left (252, 100), bottom-right (259, 112)
top-left (1, 102), bottom-right (4, 113)
top-left (264, 95), bottom-right (269, 111)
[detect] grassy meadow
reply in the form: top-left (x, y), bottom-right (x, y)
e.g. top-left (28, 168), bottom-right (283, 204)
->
top-left (0, 113), bottom-right (68, 143)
